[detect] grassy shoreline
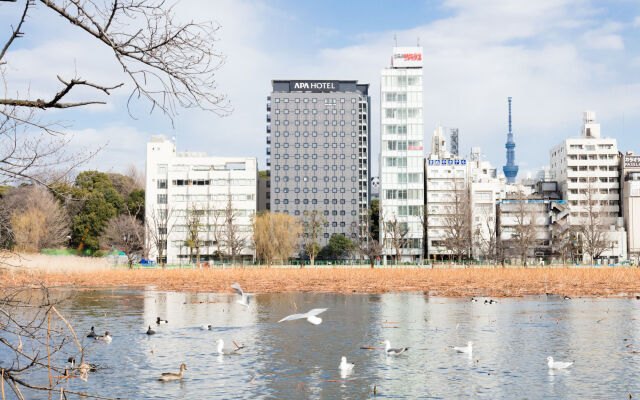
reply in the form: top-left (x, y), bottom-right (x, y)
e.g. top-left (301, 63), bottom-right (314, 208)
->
top-left (2, 267), bottom-right (640, 297)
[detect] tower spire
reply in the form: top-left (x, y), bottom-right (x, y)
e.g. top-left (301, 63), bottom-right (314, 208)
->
top-left (503, 97), bottom-right (518, 183)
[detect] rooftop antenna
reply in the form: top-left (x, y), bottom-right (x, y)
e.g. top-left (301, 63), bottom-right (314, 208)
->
top-left (417, 36), bottom-right (420, 46)
top-left (394, 34), bottom-right (397, 47)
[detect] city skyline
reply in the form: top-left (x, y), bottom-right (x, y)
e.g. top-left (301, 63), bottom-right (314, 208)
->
top-left (1, 0), bottom-right (640, 178)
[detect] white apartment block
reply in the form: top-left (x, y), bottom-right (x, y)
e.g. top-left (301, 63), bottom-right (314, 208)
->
top-left (425, 126), bottom-right (467, 259)
top-left (425, 133), bottom-right (506, 260)
top-left (549, 111), bottom-right (626, 262)
top-left (380, 46), bottom-right (424, 262)
top-left (145, 136), bottom-right (257, 264)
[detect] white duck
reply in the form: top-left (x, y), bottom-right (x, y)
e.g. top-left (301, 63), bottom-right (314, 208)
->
top-left (546, 356), bottom-right (573, 369)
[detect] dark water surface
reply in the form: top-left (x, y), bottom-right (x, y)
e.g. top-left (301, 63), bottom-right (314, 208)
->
top-left (4, 290), bottom-right (640, 399)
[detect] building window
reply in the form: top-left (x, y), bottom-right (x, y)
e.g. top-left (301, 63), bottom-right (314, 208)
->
top-left (157, 179), bottom-right (167, 189)
top-left (157, 194), bottom-right (167, 204)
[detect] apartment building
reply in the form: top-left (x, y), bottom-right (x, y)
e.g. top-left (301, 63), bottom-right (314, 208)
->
top-left (145, 136), bottom-right (257, 264)
top-left (549, 111), bottom-right (626, 262)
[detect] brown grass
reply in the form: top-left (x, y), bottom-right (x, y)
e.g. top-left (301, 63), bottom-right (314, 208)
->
top-left (2, 266), bottom-right (640, 297)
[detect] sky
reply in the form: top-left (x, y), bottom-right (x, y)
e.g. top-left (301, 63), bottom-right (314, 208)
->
top-left (2, 0), bottom-right (640, 180)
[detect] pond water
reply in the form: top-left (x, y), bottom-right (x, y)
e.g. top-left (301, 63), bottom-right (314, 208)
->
top-left (3, 289), bottom-right (640, 399)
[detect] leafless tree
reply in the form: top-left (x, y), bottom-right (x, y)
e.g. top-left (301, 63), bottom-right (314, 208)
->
top-left (146, 206), bottom-right (174, 265)
top-left (578, 182), bottom-right (611, 263)
top-left (302, 210), bottom-right (325, 266)
top-left (0, 0), bottom-right (229, 187)
top-left (184, 203), bottom-right (203, 265)
top-left (507, 192), bottom-right (542, 266)
top-left (383, 208), bottom-right (408, 265)
top-left (1, 185), bottom-right (70, 251)
top-left (0, 288), bottom-right (118, 399)
top-left (441, 186), bottom-right (472, 262)
top-left (100, 213), bottom-right (144, 268)
top-left (418, 204), bottom-right (428, 262)
top-left (222, 196), bottom-right (246, 264)
top-left (474, 208), bottom-right (498, 263)
top-left (124, 163), bottom-right (145, 190)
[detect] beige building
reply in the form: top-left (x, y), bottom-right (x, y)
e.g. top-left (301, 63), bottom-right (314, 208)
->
top-left (621, 152), bottom-right (640, 263)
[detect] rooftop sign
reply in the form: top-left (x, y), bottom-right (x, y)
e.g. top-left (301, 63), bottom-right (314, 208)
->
top-left (624, 155), bottom-right (640, 169)
top-left (392, 47), bottom-right (423, 68)
top-left (289, 80), bottom-right (338, 93)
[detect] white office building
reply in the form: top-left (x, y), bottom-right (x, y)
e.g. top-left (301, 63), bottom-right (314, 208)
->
top-left (549, 111), bottom-right (626, 262)
top-left (380, 46), bottom-right (424, 262)
top-left (145, 136), bottom-right (257, 264)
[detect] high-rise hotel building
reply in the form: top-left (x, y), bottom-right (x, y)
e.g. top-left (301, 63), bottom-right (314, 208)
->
top-left (380, 47), bottom-right (424, 262)
top-left (267, 80), bottom-right (371, 245)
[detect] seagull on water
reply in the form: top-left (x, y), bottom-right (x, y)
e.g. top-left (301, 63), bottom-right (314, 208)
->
top-left (546, 356), bottom-right (573, 369)
top-left (339, 356), bottom-right (354, 372)
top-left (278, 308), bottom-right (328, 325)
top-left (452, 341), bottom-right (473, 355)
top-left (231, 283), bottom-right (253, 307)
top-left (381, 340), bottom-right (409, 356)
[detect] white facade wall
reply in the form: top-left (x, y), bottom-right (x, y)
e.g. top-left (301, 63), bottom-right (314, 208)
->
top-left (145, 136), bottom-right (257, 264)
top-left (380, 46), bottom-right (424, 262)
top-left (549, 112), bottom-right (626, 261)
top-left (424, 159), bottom-right (467, 258)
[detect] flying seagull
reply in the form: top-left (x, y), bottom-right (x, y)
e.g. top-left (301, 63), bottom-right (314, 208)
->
top-left (231, 283), bottom-right (252, 307)
top-left (381, 340), bottom-right (409, 356)
top-left (546, 356), bottom-right (573, 369)
top-left (278, 308), bottom-right (328, 325)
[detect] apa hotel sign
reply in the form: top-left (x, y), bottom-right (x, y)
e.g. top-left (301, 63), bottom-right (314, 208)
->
top-left (289, 80), bottom-right (338, 93)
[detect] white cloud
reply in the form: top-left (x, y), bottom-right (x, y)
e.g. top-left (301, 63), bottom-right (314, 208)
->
top-left (582, 22), bottom-right (624, 50)
top-left (65, 124), bottom-right (151, 173)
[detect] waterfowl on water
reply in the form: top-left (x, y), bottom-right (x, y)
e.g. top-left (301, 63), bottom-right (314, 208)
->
top-left (156, 317), bottom-right (168, 324)
top-left (339, 356), bottom-right (354, 371)
top-left (484, 299), bottom-right (497, 304)
top-left (546, 356), bottom-right (573, 369)
top-left (146, 326), bottom-right (156, 335)
top-left (452, 341), bottom-right (473, 355)
top-left (86, 326), bottom-right (96, 338)
top-left (94, 331), bottom-right (112, 342)
top-left (200, 324), bottom-right (212, 330)
top-left (67, 357), bottom-right (97, 373)
top-left (470, 298), bottom-right (478, 303)
top-left (563, 295), bottom-right (571, 300)
top-left (157, 363), bottom-right (187, 381)
top-left (381, 340), bottom-right (409, 356)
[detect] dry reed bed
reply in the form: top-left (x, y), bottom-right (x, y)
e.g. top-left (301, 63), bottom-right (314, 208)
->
top-left (2, 267), bottom-right (640, 297)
